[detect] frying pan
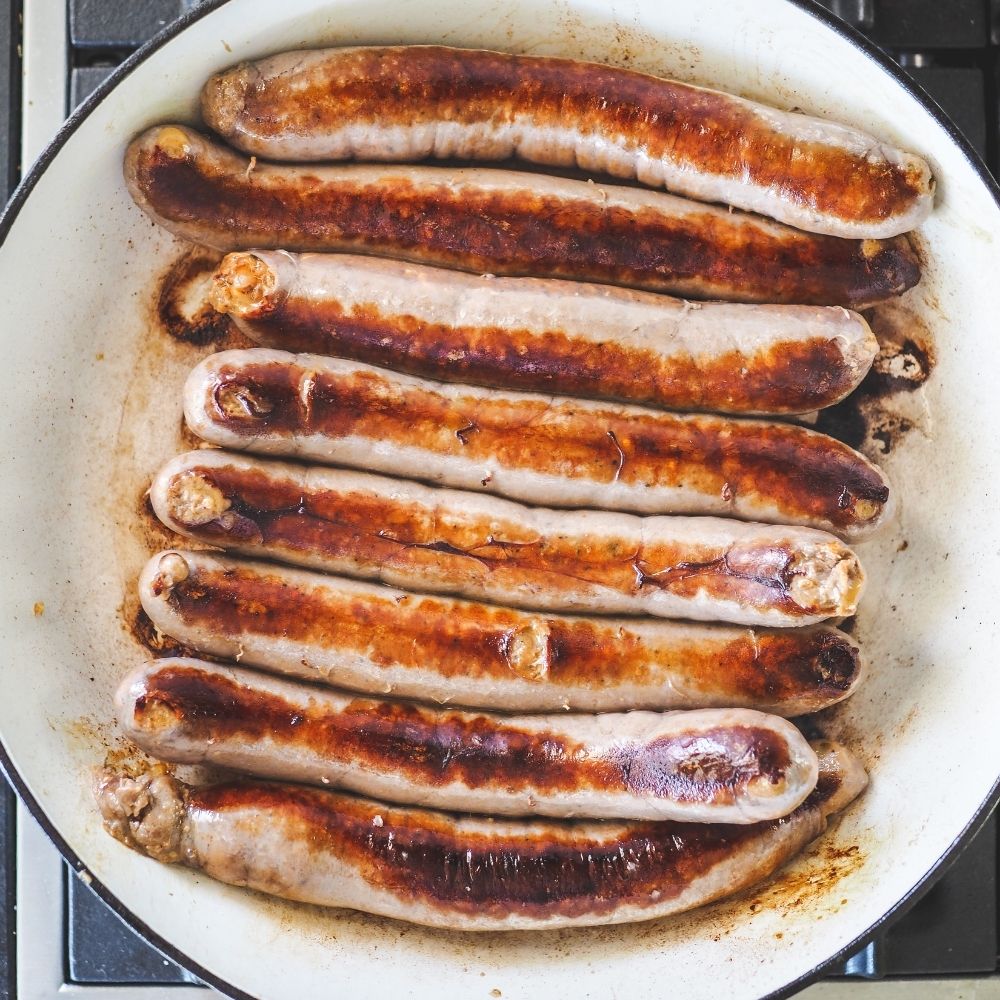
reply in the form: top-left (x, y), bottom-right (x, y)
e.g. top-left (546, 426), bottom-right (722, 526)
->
top-left (0, 1), bottom-right (998, 997)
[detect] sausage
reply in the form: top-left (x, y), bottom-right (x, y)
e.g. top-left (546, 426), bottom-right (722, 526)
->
top-left (116, 657), bottom-right (819, 822)
top-left (184, 348), bottom-right (894, 538)
top-left (138, 550), bottom-right (864, 716)
top-left (148, 451), bottom-right (865, 626)
top-left (95, 741), bottom-right (867, 930)
top-left (201, 46), bottom-right (933, 240)
top-left (124, 125), bottom-right (919, 308)
top-left (210, 250), bottom-right (878, 416)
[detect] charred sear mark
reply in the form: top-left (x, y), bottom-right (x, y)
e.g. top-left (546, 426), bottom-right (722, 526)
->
top-left (869, 413), bottom-right (915, 456)
top-left (249, 297), bottom-right (875, 414)
top-left (156, 249), bottom-right (230, 345)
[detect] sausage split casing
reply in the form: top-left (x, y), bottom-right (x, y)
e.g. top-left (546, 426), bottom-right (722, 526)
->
top-left (148, 451), bottom-right (865, 627)
top-left (185, 348), bottom-right (894, 539)
top-left (139, 551), bottom-right (864, 716)
top-left (201, 45), bottom-right (933, 240)
top-left (211, 250), bottom-right (878, 416)
top-left (96, 741), bottom-right (867, 930)
top-left (117, 657), bottom-right (820, 823)
top-left (124, 125), bottom-right (920, 308)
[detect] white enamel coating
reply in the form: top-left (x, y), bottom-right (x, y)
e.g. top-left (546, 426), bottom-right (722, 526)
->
top-left (0, 1), bottom-right (998, 999)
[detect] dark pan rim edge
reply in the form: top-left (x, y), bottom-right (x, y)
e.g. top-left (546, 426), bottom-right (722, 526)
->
top-left (0, 0), bottom-right (998, 998)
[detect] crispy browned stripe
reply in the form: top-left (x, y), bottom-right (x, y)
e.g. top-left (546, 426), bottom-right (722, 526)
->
top-left (132, 138), bottom-right (918, 307)
top-left (190, 775), bottom-right (839, 918)
top-left (170, 464), bottom-right (811, 614)
top-left (159, 561), bottom-right (859, 705)
top-left (207, 358), bottom-right (890, 531)
top-left (244, 296), bottom-right (862, 414)
top-left (223, 47), bottom-right (924, 227)
top-left (136, 665), bottom-right (792, 803)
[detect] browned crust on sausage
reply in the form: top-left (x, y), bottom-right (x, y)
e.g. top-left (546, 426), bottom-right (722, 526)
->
top-left (188, 778), bottom-right (832, 918)
top-left (235, 294), bottom-right (865, 414)
top-left (207, 47), bottom-right (926, 227)
top-left (203, 357), bottom-right (890, 532)
top-left (129, 130), bottom-right (919, 307)
top-left (134, 664), bottom-right (794, 804)
top-left (157, 559), bottom-right (860, 710)
top-left (162, 463), bottom-right (835, 616)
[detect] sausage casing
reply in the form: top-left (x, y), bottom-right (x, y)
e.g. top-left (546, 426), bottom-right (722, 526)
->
top-left (117, 657), bottom-right (819, 822)
top-left (124, 125), bottom-right (919, 308)
top-left (148, 450), bottom-right (866, 626)
top-left (184, 348), bottom-right (894, 538)
top-left (139, 550), bottom-right (864, 716)
top-left (201, 46), bottom-right (933, 239)
top-left (211, 250), bottom-right (879, 416)
top-left (96, 741), bottom-right (867, 930)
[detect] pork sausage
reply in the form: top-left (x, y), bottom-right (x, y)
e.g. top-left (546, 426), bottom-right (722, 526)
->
top-left (201, 46), bottom-right (933, 239)
top-left (116, 657), bottom-right (819, 822)
top-left (184, 348), bottom-right (894, 538)
top-left (95, 741), bottom-right (867, 930)
top-left (147, 450), bottom-right (866, 626)
top-left (124, 125), bottom-right (919, 307)
top-left (211, 250), bottom-right (878, 415)
top-left (138, 550), bottom-right (864, 715)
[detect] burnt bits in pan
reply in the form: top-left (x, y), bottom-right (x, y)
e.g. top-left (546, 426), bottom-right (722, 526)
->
top-left (156, 248), bottom-right (232, 346)
top-left (815, 301), bottom-right (934, 455)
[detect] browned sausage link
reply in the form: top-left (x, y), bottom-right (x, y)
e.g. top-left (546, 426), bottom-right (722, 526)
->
top-left (95, 742), bottom-right (867, 929)
top-left (201, 46), bottom-right (933, 239)
top-left (140, 551), bottom-right (863, 716)
top-left (124, 126), bottom-right (920, 307)
top-left (118, 658), bottom-right (819, 821)
top-left (187, 350), bottom-right (893, 537)
top-left (212, 252), bottom-right (878, 416)
top-left (149, 452), bottom-right (865, 626)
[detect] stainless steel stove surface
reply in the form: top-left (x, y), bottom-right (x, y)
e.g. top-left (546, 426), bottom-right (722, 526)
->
top-left (1, 1), bottom-right (999, 997)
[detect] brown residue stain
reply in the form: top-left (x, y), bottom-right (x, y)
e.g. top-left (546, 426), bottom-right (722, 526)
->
top-left (64, 715), bottom-right (112, 749)
top-left (745, 839), bottom-right (866, 915)
top-left (815, 302), bottom-right (934, 455)
top-left (139, 489), bottom-right (183, 553)
top-left (156, 247), bottom-right (231, 346)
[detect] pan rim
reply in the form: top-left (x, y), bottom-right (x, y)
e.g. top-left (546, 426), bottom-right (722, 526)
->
top-left (0, 1), bottom-right (997, 997)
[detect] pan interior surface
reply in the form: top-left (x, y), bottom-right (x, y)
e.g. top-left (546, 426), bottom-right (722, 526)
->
top-left (0, 1), bottom-right (998, 998)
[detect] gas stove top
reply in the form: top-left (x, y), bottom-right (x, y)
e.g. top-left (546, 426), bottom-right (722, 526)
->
top-left (1, 1), bottom-right (998, 997)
